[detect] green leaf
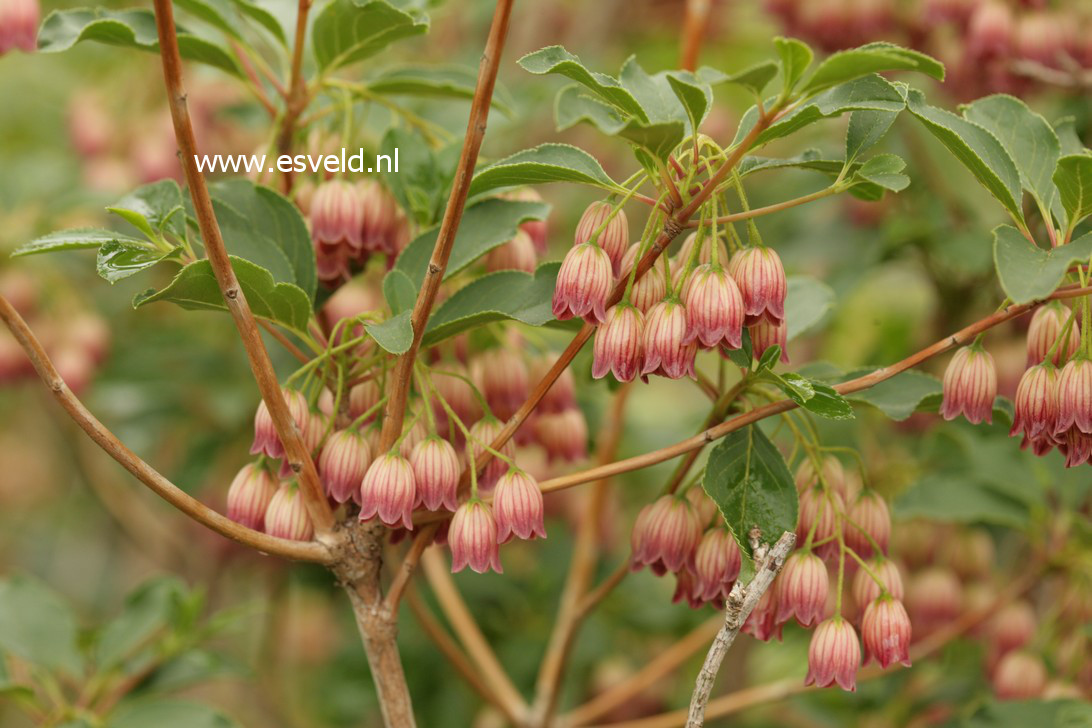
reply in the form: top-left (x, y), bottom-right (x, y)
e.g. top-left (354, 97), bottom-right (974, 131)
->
top-left (756, 346), bottom-right (786, 374)
top-left (228, 0), bottom-right (286, 44)
top-left (108, 180), bottom-right (186, 240)
top-left (12, 228), bottom-right (149, 257)
top-left (853, 153), bottom-right (910, 192)
top-left (423, 263), bottom-right (560, 345)
top-left (37, 8), bottom-right (241, 77)
top-left (895, 475), bottom-right (1028, 528)
top-left (555, 85), bottom-right (628, 137)
top-left (134, 256), bottom-right (312, 333)
top-left (311, 0), bottom-right (428, 71)
top-left (962, 94), bottom-right (1060, 216)
top-left (1054, 117), bottom-right (1085, 157)
top-left (368, 66), bottom-right (513, 114)
top-left (0, 576), bottom-right (83, 676)
top-left (383, 269), bottom-right (417, 315)
top-left (707, 61), bottom-right (779, 96)
top-left (174, 0), bottom-right (246, 42)
top-left (665, 70), bottom-right (713, 132)
top-left (96, 577), bottom-right (189, 670)
top-left (800, 42), bottom-right (944, 96)
top-left (702, 425), bottom-right (799, 558)
top-left (469, 144), bottom-right (619, 198)
top-left (110, 698), bottom-right (239, 728)
top-left (1054, 154), bottom-right (1092, 231)
top-left (380, 128), bottom-right (450, 226)
top-left (736, 75), bottom-right (907, 148)
top-left (208, 180), bottom-right (317, 301)
top-left (726, 328), bottom-right (754, 369)
top-left (785, 276), bottom-right (835, 341)
top-left (799, 381), bottom-right (855, 419)
top-left (519, 46), bottom-right (648, 121)
top-left (366, 310), bottom-right (413, 354)
top-left (846, 109), bottom-right (899, 161)
top-left (905, 89), bottom-right (1024, 223)
top-left (395, 198), bottom-right (550, 288)
top-left (843, 369), bottom-right (942, 420)
top-left (97, 242), bottom-right (181, 283)
top-left (775, 37), bottom-right (813, 94)
top-left (992, 225), bottom-right (1092, 304)
top-left (144, 650), bottom-right (246, 692)
top-left (739, 150), bottom-right (846, 178)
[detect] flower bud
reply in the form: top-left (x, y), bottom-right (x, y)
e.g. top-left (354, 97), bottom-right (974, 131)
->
top-left (449, 500), bottom-right (503, 574)
top-left (630, 495), bottom-right (703, 575)
top-left (861, 597), bottom-right (912, 669)
top-left (311, 180), bottom-right (364, 251)
top-left (728, 247), bottom-right (787, 326)
top-left (777, 551), bottom-right (830, 626)
top-left (357, 179), bottom-right (399, 254)
top-left (472, 349), bottom-right (529, 423)
top-left (845, 490), bottom-right (890, 559)
top-left (682, 264), bottom-right (744, 350)
top-left (619, 244), bottom-right (668, 314)
top-left (939, 345), bottom-right (996, 424)
top-left (1053, 358), bottom-right (1092, 436)
top-left (575, 201), bottom-right (628, 274)
top-left (553, 242), bottom-right (613, 324)
top-left (796, 486), bottom-right (844, 562)
top-left (907, 566), bottom-right (962, 636)
top-left (410, 436), bottom-right (459, 511)
top-left (852, 558), bottom-right (904, 608)
top-left (0, 0), bottom-right (39, 54)
top-left (533, 408), bottom-right (588, 462)
top-left (742, 584), bottom-right (782, 642)
top-left (493, 468), bottom-right (546, 542)
top-left (318, 429), bottom-right (371, 504)
top-left (805, 618), bottom-right (861, 692)
top-left (226, 463), bottom-right (277, 530)
top-left (265, 482), bottom-right (314, 541)
top-left (1028, 306), bottom-right (1074, 369)
top-left (692, 527), bottom-right (742, 603)
top-left (641, 299), bottom-right (697, 380)
top-left (988, 600), bottom-right (1036, 656)
top-left (748, 318), bottom-right (789, 365)
top-left (467, 418), bottom-right (514, 491)
top-left (592, 304), bottom-right (644, 382)
top-left (359, 452), bottom-right (416, 530)
top-left (486, 230), bottom-right (537, 273)
top-left (1010, 364), bottom-right (1058, 441)
top-left (250, 388), bottom-right (311, 459)
top-left (992, 651), bottom-right (1047, 700)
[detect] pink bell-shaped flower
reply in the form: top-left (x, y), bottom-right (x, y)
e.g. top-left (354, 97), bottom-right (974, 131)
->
top-left (449, 499), bottom-right (503, 574)
top-left (492, 468), bottom-right (546, 542)
top-left (359, 452), bottom-right (417, 530)
top-left (552, 242), bottom-right (613, 324)
top-left (805, 618), bottom-right (861, 692)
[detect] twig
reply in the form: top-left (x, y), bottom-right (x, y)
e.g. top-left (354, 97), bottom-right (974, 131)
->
top-left (561, 617), bottom-right (722, 727)
top-left (274, 0), bottom-right (314, 193)
top-left (575, 560), bottom-right (630, 618)
top-left (679, 0), bottom-right (711, 71)
top-left (152, 0), bottom-right (335, 536)
top-left (686, 531), bottom-right (795, 727)
top-left (530, 384), bottom-right (632, 726)
top-left (683, 186), bottom-right (840, 228)
top-left (377, 0), bottom-right (515, 453)
top-left (0, 294), bottom-right (332, 564)
top-left (259, 319), bottom-right (311, 364)
top-left (420, 548), bottom-right (528, 721)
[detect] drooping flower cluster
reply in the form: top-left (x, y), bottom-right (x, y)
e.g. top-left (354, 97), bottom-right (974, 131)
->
top-left (308, 179), bottom-right (410, 286)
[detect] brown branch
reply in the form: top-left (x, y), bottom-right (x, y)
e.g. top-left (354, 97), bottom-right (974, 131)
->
top-left (420, 548), bottom-right (528, 721)
top-left (152, 0), bottom-right (335, 537)
top-left (275, 0), bottom-right (314, 193)
top-left (378, 0), bottom-right (515, 453)
top-left (575, 561), bottom-right (630, 618)
top-left (562, 617), bottom-right (722, 727)
top-left (679, 0), bottom-right (711, 71)
top-left (535, 285), bottom-right (1092, 496)
top-left (530, 384), bottom-right (632, 726)
top-left (259, 319), bottom-right (311, 364)
top-left (686, 531), bottom-right (795, 727)
top-left (0, 294), bottom-right (332, 564)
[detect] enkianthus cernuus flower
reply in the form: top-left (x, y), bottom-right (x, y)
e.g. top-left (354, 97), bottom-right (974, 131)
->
top-left (486, 229), bottom-right (537, 274)
top-left (472, 348), bottom-right (529, 423)
top-left (805, 617), bottom-right (861, 692)
top-left (1026, 302), bottom-right (1079, 366)
top-left (845, 490), bottom-right (891, 559)
top-left (575, 200), bottom-right (629, 275)
top-left (552, 242), bottom-right (613, 324)
top-left (619, 244), bottom-right (668, 314)
top-left (861, 597), bottom-right (912, 669)
top-left (250, 388), bottom-right (312, 460)
top-left (692, 526), bottom-right (742, 604)
top-left (533, 408), bottom-right (588, 462)
top-left (742, 583), bottom-right (782, 642)
top-left (318, 428), bottom-right (372, 505)
top-left (226, 462), bottom-right (278, 531)
top-left (939, 345), bottom-right (996, 424)
top-left (1053, 358), bottom-right (1092, 437)
top-left (796, 486), bottom-right (844, 562)
top-left (0, 0), bottom-right (39, 55)
top-left (852, 558), bottom-right (904, 608)
top-left (630, 494), bottom-right (703, 575)
top-left (1010, 363), bottom-right (1058, 442)
top-left (492, 468), bottom-right (546, 542)
top-left (592, 304), bottom-right (644, 382)
top-left (748, 318), bottom-right (789, 365)
top-left (264, 482), bottom-right (314, 541)
top-left (729, 246), bottom-right (787, 326)
top-left (641, 299), bottom-right (697, 380)
top-left (682, 263), bottom-right (744, 350)
top-left (410, 436), bottom-right (460, 512)
top-left (776, 551), bottom-right (830, 627)
top-left (359, 452), bottom-right (417, 530)
top-left (449, 499), bottom-right (503, 574)
top-left (467, 417), bottom-right (515, 492)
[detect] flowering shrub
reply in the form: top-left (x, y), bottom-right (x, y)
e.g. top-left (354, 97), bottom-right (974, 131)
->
top-left (0, 0), bottom-right (1090, 726)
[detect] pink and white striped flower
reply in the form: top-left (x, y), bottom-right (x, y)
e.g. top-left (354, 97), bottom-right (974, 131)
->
top-left (805, 618), bottom-right (861, 692)
top-left (939, 345), bottom-right (996, 424)
top-left (359, 452), bottom-right (417, 530)
top-left (552, 242), bottom-right (613, 324)
top-left (592, 304), bottom-right (644, 382)
top-left (492, 468), bottom-right (546, 542)
top-left (449, 500), bottom-right (503, 574)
